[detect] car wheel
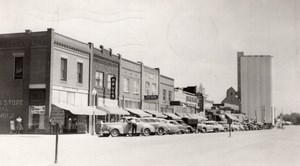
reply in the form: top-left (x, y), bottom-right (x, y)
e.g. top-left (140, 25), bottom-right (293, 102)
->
top-left (214, 128), bottom-right (219, 132)
top-left (143, 128), bottom-right (151, 136)
top-left (224, 128), bottom-right (228, 132)
top-left (202, 128), bottom-right (206, 133)
top-left (110, 129), bottom-right (119, 137)
top-left (157, 128), bottom-right (164, 135)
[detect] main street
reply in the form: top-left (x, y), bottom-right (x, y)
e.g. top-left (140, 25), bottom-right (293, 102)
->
top-left (0, 126), bottom-right (299, 166)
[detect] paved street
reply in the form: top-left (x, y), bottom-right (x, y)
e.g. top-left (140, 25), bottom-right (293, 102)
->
top-left (0, 126), bottom-right (299, 166)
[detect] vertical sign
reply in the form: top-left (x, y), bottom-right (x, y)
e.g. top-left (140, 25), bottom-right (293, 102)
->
top-left (110, 77), bottom-right (116, 99)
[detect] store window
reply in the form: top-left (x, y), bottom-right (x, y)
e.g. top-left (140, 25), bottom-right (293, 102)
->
top-left (61, 58), bottom-right (67, 81)
top-left (28, 89), bottom-right (45, 131)
top-left (77, 62), bottom-right (83, 84)
top-left (95, 71), bottom-right (103, 87)
top-left (14, 57), bottom-right (23, 79)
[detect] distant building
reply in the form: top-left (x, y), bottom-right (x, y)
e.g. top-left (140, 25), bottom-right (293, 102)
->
top-left (159, 75), bottom-right (174, 113)
top-left (141, 65), bottom-right (160, 112)
top-left (237, 52), bottom-right (272, 123)
top-left (221, 87), bottom-right (240, 113)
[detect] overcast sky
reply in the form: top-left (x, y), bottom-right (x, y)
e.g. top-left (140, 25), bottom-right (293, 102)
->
top-left (1, 0), bottom-right (299, 115)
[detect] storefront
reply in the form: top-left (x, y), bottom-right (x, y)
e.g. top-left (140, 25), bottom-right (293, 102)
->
top-left (51, 103), bottom-right (106, 134)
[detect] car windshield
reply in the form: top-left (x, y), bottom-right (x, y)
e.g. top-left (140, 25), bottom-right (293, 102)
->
top-left (149, 119), bottom-right (156, 122)
top-left (154, 119), bottom-right (160, 122)
top-left (140, 119), bottom-right (148, 122)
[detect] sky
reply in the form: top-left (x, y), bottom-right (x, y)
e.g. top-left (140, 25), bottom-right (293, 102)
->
top-left (0, 0), bottom-right (299, 115)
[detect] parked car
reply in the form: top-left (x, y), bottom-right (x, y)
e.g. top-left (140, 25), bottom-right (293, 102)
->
top-left (233, 122), bottom-right (245, 131)
top-left (197, 121), bottom-right (224, 133)
top-left (168, 120), bottom-right (195, 134)
top-left (157, 118), bottom-right (180, 134)
top-left (140, 117), bottom-right (170, 135)
top-left (102, 116), bottom-right (155, 137)
top-left (229, 123), bottom-right (240, 131)
top-left (217, 121), bottom-right (229, 132)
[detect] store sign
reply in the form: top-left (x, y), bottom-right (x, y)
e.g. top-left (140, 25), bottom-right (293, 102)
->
top-left (144, 95), bottom-right (158, 100)
top-left (30, 105), bottom-right (45, 114)
top-left (170, 101), bottom-right (182, 106)
top-left (51, 106), bottom-right (65, 125)
top-left (110, 77), bottom-right (116, 99)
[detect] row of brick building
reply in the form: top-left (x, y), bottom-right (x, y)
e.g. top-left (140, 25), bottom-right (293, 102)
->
top-left (0, 29), bottom-right (205, 134)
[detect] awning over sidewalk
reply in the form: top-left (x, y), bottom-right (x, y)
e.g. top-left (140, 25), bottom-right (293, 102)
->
top-left (188, 113), bottom-right (208, 121)
top-left (144, 110), bottom-right (167, 118)
top-left (163, 112), bottom-right (181, 120)
top-left (97, 106), bottom-right (130, 115)
top-left (52, 103), bottom-right (106, 116)
top-left (125, 108), bottom-right (152, 117)
top-left (225, 113), bottom-right (239, 121)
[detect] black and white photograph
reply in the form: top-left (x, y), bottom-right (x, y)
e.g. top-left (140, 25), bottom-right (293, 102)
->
top-left (0, 0), bottom-right (299, 166)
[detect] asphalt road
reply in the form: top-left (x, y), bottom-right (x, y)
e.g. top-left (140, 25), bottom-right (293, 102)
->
top-left (0, 126), bottom-right (299, 166)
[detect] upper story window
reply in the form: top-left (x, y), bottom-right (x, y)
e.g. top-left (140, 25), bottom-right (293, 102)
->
top-left (151, 83), bottom-right (157, 95)
top-left (123, 78), bottom-right (129, 92)
top-left (145, 81), bottom-right (150, 95)
top-left (95, 71), bottom-right (103, 87)
top-left (168, 91), bottom-right (172, 101)
top-left (77, 62), bottom-right (83, 84)
top-left (163, 89), bottom-right (166, 101)
top-left (14, 56), bottom-right (23, 79)
top-left (133, 80), bottom-right (139, 94)
top-left (107, 74), bottom-right (114, 89)
top-left (60, 58), bottom-right (67, 81)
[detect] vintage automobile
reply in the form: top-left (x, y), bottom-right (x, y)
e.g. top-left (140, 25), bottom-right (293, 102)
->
top-left (101, 116), bottom-right (155, 137)
top-left (233, 122), bottom-right (245, 131)
top-left (217, 121), bottom-right (230, 132)
top-left (229, 122), bottom-right (240, 131)
top-left (140, 117), bottom-right (170, 135)
top-left (168, 120), bottom-right (195, 134)
top-left (157, 118), bottom-right (180, 134)
top-left (197, 121), bottom-right (225, 133)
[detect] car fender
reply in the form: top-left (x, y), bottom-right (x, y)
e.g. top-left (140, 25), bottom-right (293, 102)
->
top-left (107, 125), bottom-right (124, 134)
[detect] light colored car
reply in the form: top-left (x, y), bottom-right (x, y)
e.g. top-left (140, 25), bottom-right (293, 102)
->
top-left (158, 118), bottom-right (180, 134)
top-left (233, 122), bottom-right (245, 131)
top-left (229, 123), bottom-right (239, 131)
top-left (197, 121), bottom-right (224, 133)
top-left (102, 116), bottom-right (155, 137)
top-left (168, 120), bottom-right (195, 134)
top-left (217, 121), bottom-right (230, 132)
top-left (140, 117), bottom-right (170, 135)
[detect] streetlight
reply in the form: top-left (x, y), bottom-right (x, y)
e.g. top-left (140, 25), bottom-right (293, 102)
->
top-left (92, 88), bottom-right (97, 135)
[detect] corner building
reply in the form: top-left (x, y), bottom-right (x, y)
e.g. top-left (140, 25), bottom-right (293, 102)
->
top-left (0, 29), bottom-right (105, 134)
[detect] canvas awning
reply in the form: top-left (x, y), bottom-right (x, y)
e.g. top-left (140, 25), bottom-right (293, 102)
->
top-left (225, 113), bottom-right (239, 121)
top-left (191, 113), bottom-right (208, 121)
top-left (97, 106), bottom-right (130, 115)
top-left (52, 103), bottom-right (106, 116)
top-left (144, 110), bottom-right (167, 118)
top-left (163, 112), bottom-right (182, 120)
top-left (125, 108), bottom-right (152, 117)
